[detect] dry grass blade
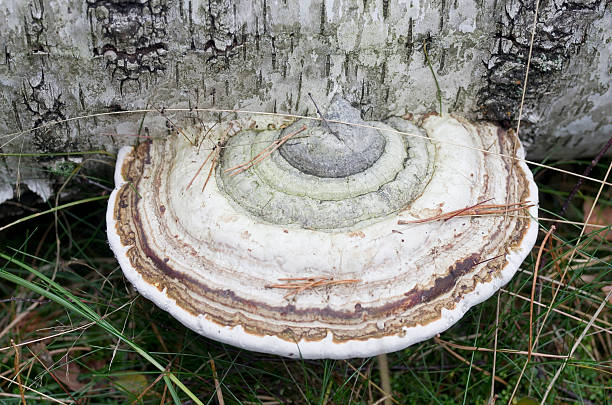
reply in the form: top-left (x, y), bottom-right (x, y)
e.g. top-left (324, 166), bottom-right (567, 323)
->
top-left (28, 347), bottom-right (82, 403)
top-left (529, 226), bottom-right (556, 362)
top-left (582, 198), bottom-right (612, 241)
top-left (267, 276), bottom-right (361, 299)
top-left (186, 147), bottom-right (217, 191)
top-left (209, 355), bottom-right (225, 405)
top-left (187, 124), bottom-right (236, 191)
top-left (244, 395), bottom-right (283, 405)
top-left (102, 132), bottom-right (155, 139)
top-left (508, 225), bottom-right (556, 404)
top-left (224, 125), bottom-right (306, 176)
top-left (0, 345), bottom-right (85, 392)
top-left (435, 337), bottom-right (569, 359)
top-left (0, 298), bottom-right (136, 353)
top-left (11, 340), bottom-right (26, 405)
top-left (435, 337), bottom-right (508, 385)
top-left (559, 135), bottom-right (612, 217)
top-left (501, 289), bottom-right (611, 334)
top-left (0, 196), bottom-right (108, 233)
top-left (376, 354), bottom-right (393, 405)
top-left (542, 286), bottom-right (612, 402)
top-left (130, 368), bottom-right (167, 404)
top-left (398, 200), bottom-right (533, 224)
top-left (540, 161), bottom-right (612, 403)
top-left (372, 394), bottom-right (394, 405)
top-left (155, 107), bottom-right (196, 146)
top-left (0, 374), bottom-right (71, 404)
top-left (538, 164), bottom-right (611, 318)
top-left (472, 215), bottom-right (606, 228)
top-left (202, 156), bottom-right (218, 192)
top-left (0, 301), bottom-right (39, 346)
top-left (344, 361), bottom-right (401, 405)
top-left (489, 291), bottom-right (501, 404)
top-left (0, 323), bottom-right (94, 353)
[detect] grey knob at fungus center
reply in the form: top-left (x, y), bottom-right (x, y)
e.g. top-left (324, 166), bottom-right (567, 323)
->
top-left (279, 98), bottom-right (386, 178)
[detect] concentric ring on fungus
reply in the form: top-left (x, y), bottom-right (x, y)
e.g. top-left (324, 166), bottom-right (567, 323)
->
top-left (107, 98), bottom-right (538, 359)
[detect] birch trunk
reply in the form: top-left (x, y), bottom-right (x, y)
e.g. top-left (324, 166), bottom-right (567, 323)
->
top-left (0, 0), bottom-right (610, 202)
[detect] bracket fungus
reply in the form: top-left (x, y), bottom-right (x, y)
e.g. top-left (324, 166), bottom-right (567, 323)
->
top-left (107, 98), bottom-right (538, 359)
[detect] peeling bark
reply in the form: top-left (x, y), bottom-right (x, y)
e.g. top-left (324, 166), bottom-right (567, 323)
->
top-left (0, 0), bottom-right (610, 202)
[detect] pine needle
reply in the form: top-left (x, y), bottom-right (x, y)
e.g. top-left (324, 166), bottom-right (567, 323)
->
top-left (225, 125), bottom-right (306, 176)
top-left (267, 276), bottom-right (361, 299)
top-left (398, 200), bottom-right (534, 224)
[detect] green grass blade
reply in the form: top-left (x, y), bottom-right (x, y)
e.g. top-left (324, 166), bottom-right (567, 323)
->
top-left (0, 252), bottom-right (203, 405)
top-left (0, 195), bottom-right (109, 232)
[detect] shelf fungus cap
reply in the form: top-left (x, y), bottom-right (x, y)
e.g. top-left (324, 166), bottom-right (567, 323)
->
top-left (107, 99), bottom-right (538, 359)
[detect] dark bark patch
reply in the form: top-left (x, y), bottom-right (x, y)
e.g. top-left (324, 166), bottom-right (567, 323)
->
top-left (21, 70), bottom-right (73, 156)
top-left (87, 0), bottom-right (169, 88)
top-left (24, 0), bottom-right (48, 53)
top-left (477, 0), bottom-right (602, 143)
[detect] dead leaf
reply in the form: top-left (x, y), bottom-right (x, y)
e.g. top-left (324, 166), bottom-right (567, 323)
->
top-left (114, 372), bottom-right (149, 397)
top-left (31, 342), bottom-right (85, 391)
top-left (580, 274), bottom-right (597, 284)
top-left (602, 285), bottom-right (612, 304)
top-left (583, 199), bottom-right (612, 241)
top-left (56, 353), bottom-right (86, 391)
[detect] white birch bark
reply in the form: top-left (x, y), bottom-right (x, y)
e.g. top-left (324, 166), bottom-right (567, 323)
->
top-left (0, 0), bottom-right (609, 201)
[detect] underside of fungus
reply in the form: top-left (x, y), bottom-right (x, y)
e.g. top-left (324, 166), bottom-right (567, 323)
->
top-left (107, 98), bottom-right (538, 359)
